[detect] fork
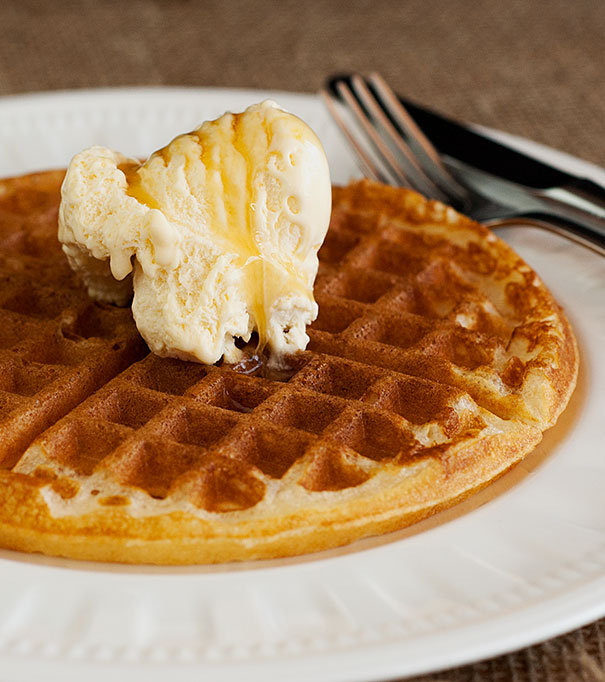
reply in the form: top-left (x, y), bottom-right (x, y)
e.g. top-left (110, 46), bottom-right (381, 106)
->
top-left (321, 73), bottom-right (605, 256)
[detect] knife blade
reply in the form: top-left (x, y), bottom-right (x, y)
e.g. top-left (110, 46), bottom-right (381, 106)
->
top-left (398, 96), bottom-right (605, 216)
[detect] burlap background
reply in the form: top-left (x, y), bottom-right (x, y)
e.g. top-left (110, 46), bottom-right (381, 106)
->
top-left (2, 0), bottom-right (604, 166)
top-left (1, 1), bottom-right (604, 679)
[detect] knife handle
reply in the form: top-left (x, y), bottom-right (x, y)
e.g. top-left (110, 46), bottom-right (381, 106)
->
top-left (399, 94), bottom-right (605, 203)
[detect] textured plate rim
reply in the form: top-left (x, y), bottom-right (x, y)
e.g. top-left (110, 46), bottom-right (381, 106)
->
top-left (0, 86), bottom-right (604, 682)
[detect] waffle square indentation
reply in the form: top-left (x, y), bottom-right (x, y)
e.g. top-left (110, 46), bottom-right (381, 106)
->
top-left (229, 425), bottom-right (313, 479)
top-left (365, 375), bottom-right (461, 430)
top-left (118, 439), bottom-right (208, 499)
top-left (0, 358), bottom-right (65, 397)
top-left (442, 327), bottom-right (498, 370)
top-left (0, 313), bottom-right (45, 350)
top-left (192, 373), bottom-right (276, 413)
top-left (123, 355), bottom-right (209, 396)
top-left (350, 313), bottom-right (432, 349)
top-left (93, 386), bottom-right (170, 429)
top-left (325, 269), bottom-right (394, 304)
top-left (361, 240), bottom-right (426, 277)
top-left (293, 357), bottom-right (383, 400)
top-left (61, 302), bottom-right (136, 340)
top-left (298, 441), bottom-right (371, 491)
top-left (310, 297), bottom-right (365, 334)
top-left (177, 455), bottom-right (267, 512)
top-left (43, 419), bottom-right (133, 476)
top-left (330, 209), bottom-right (382, 235)
top-left (413, 260), bottom-right (476, 318)
top-left (0, 284), bottom-right (76, 320)
top-left (317, 229), bottom-right (360, 264)
top-left (148, 404), bottom-right (239, 448)
top-left (262, 392), bottom-right (343, 434)
top-left (330, 410), bottom-right (419, 462)
top-left (16, 333), bottom-right (104, 366)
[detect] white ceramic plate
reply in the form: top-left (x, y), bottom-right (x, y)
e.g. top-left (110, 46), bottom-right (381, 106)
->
top-left (0, 87), bottom-right (604, 682)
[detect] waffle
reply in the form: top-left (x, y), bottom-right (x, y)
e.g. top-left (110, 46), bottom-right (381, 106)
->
top-left (0, 173), bottom-right (578, 564)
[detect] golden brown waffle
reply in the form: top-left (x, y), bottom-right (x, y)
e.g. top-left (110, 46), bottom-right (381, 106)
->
top-left (0, 174), bottom-right (577, 564)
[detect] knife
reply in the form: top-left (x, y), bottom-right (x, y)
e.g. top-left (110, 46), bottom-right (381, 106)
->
top-left (399, 96), bottom-right (605, 198)
top-left (398, 96), bottom-right (605, 229)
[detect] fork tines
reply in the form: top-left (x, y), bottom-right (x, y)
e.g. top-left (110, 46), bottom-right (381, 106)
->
top-left (322, 73), bottom-right (468, 208)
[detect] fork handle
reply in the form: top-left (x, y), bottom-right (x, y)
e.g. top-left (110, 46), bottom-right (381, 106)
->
top-left (541, 178), bottom-right (605, 222)
top-left (566, 177), bottom-right (605, 209)
top-left (487, 212), bottom-right (605, 257)
top-left (532, 182), bottom-right (605, 248)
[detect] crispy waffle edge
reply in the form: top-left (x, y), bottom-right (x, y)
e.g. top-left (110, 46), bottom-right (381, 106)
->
top-left (0, 172), bottom-right (578, 564)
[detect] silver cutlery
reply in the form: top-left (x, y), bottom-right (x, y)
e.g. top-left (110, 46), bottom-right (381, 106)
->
top-left (322, 73), bottom-right (605, 256)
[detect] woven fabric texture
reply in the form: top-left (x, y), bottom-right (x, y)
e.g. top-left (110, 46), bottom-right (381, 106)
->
top-left (1, 0), bottom-right (604, 165)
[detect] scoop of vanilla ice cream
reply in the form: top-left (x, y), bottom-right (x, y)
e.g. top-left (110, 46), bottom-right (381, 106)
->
top-left (59, 101), bottom-right (331, 365)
